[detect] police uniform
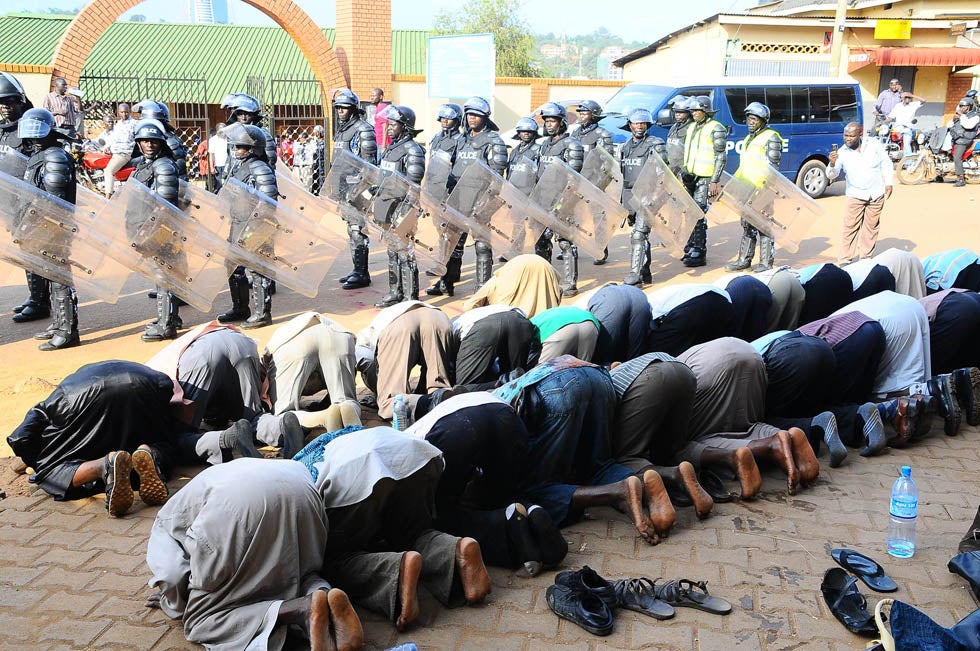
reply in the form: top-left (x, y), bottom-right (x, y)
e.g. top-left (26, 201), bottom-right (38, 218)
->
top-left (726, 125), bottom-right (783, 272)
top-left (682, 103), bottom-right (728, 267)
top-left (536, 130), bottom-right (585, 296)
top-left (620, 120), bottom-right (667, 286)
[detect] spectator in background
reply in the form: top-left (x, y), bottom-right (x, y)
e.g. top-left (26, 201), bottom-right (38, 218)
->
top-left (67, 87), bottom-right (85, 140)
top-left (278, 130), bottom-right (294, 167)
top-left (887, 91), bottom-right (925, 156)
top-left (311, 124), bottom-right (325, 195)
top-left (208, 122), bottom-right (227, 182)
top-left (294, 133), bottom-right (312, 190)
top-left (93, 115), bottom-right (115, 150)
top-left (196, 132), bottom-right (214, 191)
top-left (102, 102), bottom-right (135, 197)
top-left (370, 87), bottom-right (390, 150)
top-left (42, 77), bottom-right (77, 138)
top-left (874, 79), bottom-right (903, 122)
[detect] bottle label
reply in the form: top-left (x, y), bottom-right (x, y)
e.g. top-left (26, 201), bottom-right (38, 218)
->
top-left (890, 496), bottom-right (917, 519)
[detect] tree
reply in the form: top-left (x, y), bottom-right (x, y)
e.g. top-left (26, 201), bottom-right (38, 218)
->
top-left (433, 0), bottom-right (541, 78)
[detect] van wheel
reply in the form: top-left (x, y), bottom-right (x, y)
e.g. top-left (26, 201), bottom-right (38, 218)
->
top-left (797, 159), bottom-right (828, 198)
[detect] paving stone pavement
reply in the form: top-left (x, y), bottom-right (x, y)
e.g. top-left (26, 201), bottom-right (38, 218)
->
top-left (2, 416), bottom-right (979, 650)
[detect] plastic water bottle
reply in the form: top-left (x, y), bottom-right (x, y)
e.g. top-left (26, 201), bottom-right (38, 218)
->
top-left (392, 395), bottom-right (409, 431)
top-left (887, 465), bottom-right (918, 558)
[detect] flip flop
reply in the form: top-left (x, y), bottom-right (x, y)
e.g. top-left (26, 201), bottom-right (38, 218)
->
top-left (821, 567), bottom-right (877, 636)
top-left (831, 549), bottom-right (898, 593)
top-left (612, 577), bottom-right (675, 620)
top-left (651, 578), bottom-right (732, 615)
top-left (698, 469), bottom-right (735, 503)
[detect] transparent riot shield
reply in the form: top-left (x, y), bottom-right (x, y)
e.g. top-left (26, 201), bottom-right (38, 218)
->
top-left (0, 170), bottom-right (130, 303)
top-left (450, 161), bottom-right (545, 260)
top-left (412, 189), bottom-right (466, 277)
top-left (372, 170), bottom-right (418, 254)
top-left (628, 155), bottom-right (706, 257)
top-left (506, 153), bottom-right (538, 197)
top-left (324, 150), bottom-right (383, 229)
top-left (529, 160), bottom-right (625, 259)
top-left (217, 178), bottom-right (341, 297)
top-left (275, 169), bottom-right (348, 243)
top-left (580, 146), bottom-right (623, 201)
top-left (74, 184), bottom-right (107, 224)
top-left (98, 179), bottom-right (235, 311)
top-left (707, 161), bottom-right (823, 254)
top-left (0, 148), bottom-right (27, 178)
top-left (423, 151), bottom-right (453, 202)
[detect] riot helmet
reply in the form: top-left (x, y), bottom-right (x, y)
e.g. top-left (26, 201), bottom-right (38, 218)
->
top-left (333, 89), bottom-right (362, 125)
top-left (17, 108), bottom-right (55, 140)
top-left (540, 102), bottom-right (567, 136)
top-left (225, 123), bottom-right (265, 158)
top-left (513, 117), bottom-right (540, 142)
top-left (386, 105), bottom-right (418, 131)
top-left (744, 101), bottom-right (770, 133)
top-left (692, 95), bottom-right (714, 121)
top-left (220, 93), bottom-right (263, 124)
top-left (134, 99), bottom-right (171, 123)
top-left (959, 97), bottom-right (976, 110)
top-left (463, 96), bottom-right (497, 131)
top-left (437, 103), bottom-right (462, 121)
top-left (576, 99), bottom-right (602, 124)
top-left (667, 95), bottom-right (685, 109)
top-left (0, 72), bottom-right (31, 124)
top-left (134, 118), bottom-right (167, 142)
top-left (624, 108), bottom-right (652, 138)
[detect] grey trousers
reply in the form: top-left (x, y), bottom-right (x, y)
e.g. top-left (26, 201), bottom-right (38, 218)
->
top-left (539, 321), bottom-right (599, 364)
top-left (266, 324), bottom-right (358, 414)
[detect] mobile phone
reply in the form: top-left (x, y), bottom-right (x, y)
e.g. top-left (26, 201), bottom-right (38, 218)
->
top-left (831, 144), bottom-right (838, 152)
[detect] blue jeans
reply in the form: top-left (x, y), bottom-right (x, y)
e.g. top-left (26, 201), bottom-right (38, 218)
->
top-left (520, 366), bottom-right (632, 526)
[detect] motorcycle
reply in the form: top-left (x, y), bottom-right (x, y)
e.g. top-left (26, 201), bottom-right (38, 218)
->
top-left (896, 127), bottom-right (980, 185)
top-left (71, 141), bottom-right (135, 195)
top-left (873, 117), bottom-right (917, 163)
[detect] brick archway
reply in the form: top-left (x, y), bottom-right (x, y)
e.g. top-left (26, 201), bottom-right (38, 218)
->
top-left (49, 0), bottom-right (348, 115)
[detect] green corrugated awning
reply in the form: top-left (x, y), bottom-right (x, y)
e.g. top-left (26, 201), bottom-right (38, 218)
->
top-left (0, 13), bottom-right (429, 103)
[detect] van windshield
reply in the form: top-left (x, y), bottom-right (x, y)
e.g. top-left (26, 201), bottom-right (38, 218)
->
top-left (603, 84), bottom-right (674, 117)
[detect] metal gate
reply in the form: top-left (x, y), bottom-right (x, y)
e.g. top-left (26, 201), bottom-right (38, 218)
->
top-left (267, 78), bottom-right (330, 193)
top-left (77, 70), bottom-right (210, 178)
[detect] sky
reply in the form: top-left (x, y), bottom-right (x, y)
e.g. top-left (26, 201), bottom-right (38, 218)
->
top-left (8, 0), bottom-right (751, 45)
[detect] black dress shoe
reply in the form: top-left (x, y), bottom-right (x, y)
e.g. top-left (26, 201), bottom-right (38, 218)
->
top-left (11, 301), bottom-right (50, 323)
top-left (927, 375), bottom-right (961, 436)
top-left (546, 583), bottom-right (613, 636)
top-left (555, 566), bottom-right (617, 607)
top-left (959, 507), bottom-right (980, 555)
top-left (952, 367), bottom-right (980, 427)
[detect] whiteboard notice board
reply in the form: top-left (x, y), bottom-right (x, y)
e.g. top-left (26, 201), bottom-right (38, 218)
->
top-left (428, 34), bottom-right (496, 100)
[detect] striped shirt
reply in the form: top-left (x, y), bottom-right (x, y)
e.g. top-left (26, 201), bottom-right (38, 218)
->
top-left (609, 352), bottom-right (681, 397)
top-left (797, 310), bottom-right (874, 348)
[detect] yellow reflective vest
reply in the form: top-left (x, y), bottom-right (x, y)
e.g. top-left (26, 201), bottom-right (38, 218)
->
top-left (735, 128), bottom-right (783, 185)
top-left (683, 118), bottom-right (724, 178)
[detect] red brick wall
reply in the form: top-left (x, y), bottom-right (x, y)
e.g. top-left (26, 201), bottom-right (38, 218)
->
top-left (334, 0), bottom-right (393, 98)
top-left (946, 73), bottom-right (973, 120)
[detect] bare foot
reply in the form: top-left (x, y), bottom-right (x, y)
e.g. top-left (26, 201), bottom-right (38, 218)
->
top-left (308, 590), bottom-right (334, 651)
top-left (642, 469), bottom-right (676, 539)
top-left (326, 588), bottom-right (363, 651)
top-left (620, 475), bottom-right (658, 544)
top-left (733, 447), bottom-right (762, 499)
top-left (787, 427), bottom-right (820, 486)
top-left (771, 430), bottom-right (800, 495)
top-left (677, 461), bottom-right (713, 519)
top-left (456, 537), bottom-right (491, 604)
top-left (397, 551), bottom-right (422, 632)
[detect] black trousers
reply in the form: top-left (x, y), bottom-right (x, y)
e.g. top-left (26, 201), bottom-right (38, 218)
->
top-left (763, 332), bottom-right (836, 418)
top-left (726, 276), bottom-right (774, 342)
top-left (646, 292), bottom-right (736, 357)
top-left (827, 321), bottom-right (887, 405)
top-left (587, 284), bottom-right (653, 365)
top-left (454, 311), bottom-right (540, 385)
top-left (930, 291), bottom-right (980, 373)
top-left (852, 264), bottom-right (897, 301)
top-left (800, 264), bottom-right (854, 325)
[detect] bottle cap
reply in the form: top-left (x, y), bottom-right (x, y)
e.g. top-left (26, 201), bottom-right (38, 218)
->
top-left (901, 465), bottom-right (912, 477)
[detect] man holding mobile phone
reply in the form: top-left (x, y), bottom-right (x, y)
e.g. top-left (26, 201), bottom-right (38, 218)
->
top-left (826, 122), bottom-right (893, 265)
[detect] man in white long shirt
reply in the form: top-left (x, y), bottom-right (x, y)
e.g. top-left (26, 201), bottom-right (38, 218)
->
top-left (208, 122), bottom-right (227, 180)
top-left (103, 102), bottom-right (135, 197)
top-left (887, 92), bottom-right (925, 156)
top-left (827, 122), bottom-right (894, 265)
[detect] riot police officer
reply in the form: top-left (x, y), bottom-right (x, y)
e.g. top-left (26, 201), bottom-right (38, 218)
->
top-left (133, 99), bottom-right (188, 180)
top-left (219, 93), bottom-right (277, 177)
top-left (681, 95), bottom-right (728, 267)
top-left (429, 103), bottom-right (462, 158)
top-left (573, 99), bottom-right (614, 265)
top-left (725, 102), bottom-right (783, 273)
top-left (128, 118), bottom-right (183, 341)
top-left (620, 108), bottom-right (667, 286)
top-left (332, 89), bottom-right (378, 291)
top-left (572, 100), bottom-right (613, 155)
top-left (425, 96), bottom-right (507, 297)
top-left (18, 108), bottom-right (79, 351)
top-left (665, 95), bottom-right (694, 179)
top-left (507, 117), bottom-right (541, 192)
top-left (217, 124), bottom-right (278, 329)
top-left (536, 102), bottom-right (585, 297)
top-left (0, 72), bottom-right (49, 324)
top-left (376, 105), bottom-right (425, 308)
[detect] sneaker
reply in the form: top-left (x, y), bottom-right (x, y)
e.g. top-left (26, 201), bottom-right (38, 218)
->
top-left (132, 447), bottom-right (169, 506)
top-left (103, 451), bottom-right (134, 517)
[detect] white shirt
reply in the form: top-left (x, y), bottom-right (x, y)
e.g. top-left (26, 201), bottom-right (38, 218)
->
top-left (887, 101), bottom-right (922, 128)
top-left (106, 118), bottom-right (135, 155)
top-left (209, 132), bottom-right (228, 167)
top-left (645, 284), bottom-right (730, 320)
top-left (826, 138), bottom-right (894, 201)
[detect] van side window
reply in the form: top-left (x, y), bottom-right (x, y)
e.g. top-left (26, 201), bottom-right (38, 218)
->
top-left (809, 87), bottom-right (832, 123)
top-left (766, 87), bottom-right (791, 124)
top-left (791, 87), bottom-right (809, 122)
top-left (725, 88), bottom-right (748, 123)
top-left (829, 86), bottom-right (859, 123)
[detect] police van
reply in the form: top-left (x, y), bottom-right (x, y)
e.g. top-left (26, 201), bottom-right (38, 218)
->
top-left (597, 77), bottom-right (862, 198)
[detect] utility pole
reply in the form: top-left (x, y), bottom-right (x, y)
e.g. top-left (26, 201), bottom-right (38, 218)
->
top-left (828, 0), bottom-right (848, 77)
